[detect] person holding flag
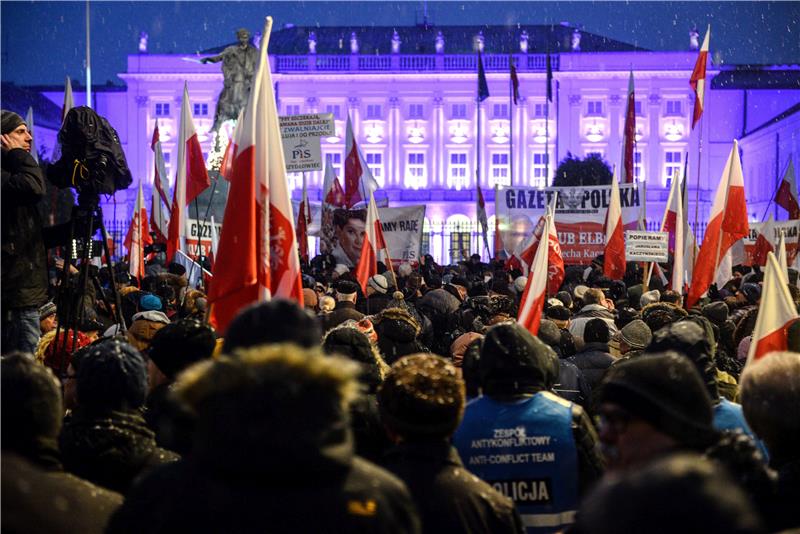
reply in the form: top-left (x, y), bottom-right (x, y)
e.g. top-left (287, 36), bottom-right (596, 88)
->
top-left (517, 207), bottom-right (555, 336)
top-left (166, 83), bottom-right (210, 262)
top-left (123, 181), bottom-right (153, 281)
top-left (208, 17), bottom-right (303, 334)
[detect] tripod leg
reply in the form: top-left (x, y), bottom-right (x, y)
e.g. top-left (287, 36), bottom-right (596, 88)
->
top-left (96, 206), bottom-right (127, 332)
top-left (54, 207), bottom-right (79, 380)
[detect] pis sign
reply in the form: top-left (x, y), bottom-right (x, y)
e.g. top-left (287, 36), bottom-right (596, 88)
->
top-left (278, 113), bottom-right (335, 173)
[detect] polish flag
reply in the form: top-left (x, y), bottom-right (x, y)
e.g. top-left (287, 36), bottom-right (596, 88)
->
top-left (660, 167), bottom-right (685, 291)
top-left (62, 75), bottom-right (75, 123)
top-left (344, 113), bottom-right (380, 209)
top-left (746, 251), bottom-right (799, 365)
top-left (518, 208), bottom-right (554, 335)
top-left (511, 194), bottom-right (564, 295)
top-left (775, 159), bottom-right (799, 219)
top-left (123, 181), bottom-right (153, 281)
top-left (322, 155), bottom-right (346, 208)
top-left (776, 230), bottom-right (789, 281)
top-left (218, 110), bottom-right (242, 181)
top-left (150, 124), bottom-right (171, 243)
top-left (686, 140), bottom-right (749, 309)
top-left (621, 70), bottom-right (636, 184)
top-left (296, 175), bottom-right (311, 264)
top-left (208, 17), bottom-right (303, 334)
top-left (690, 25), bottom-right (710, 130)
top-left (166, 83), bottom-right (211, 262)
top-left (604, 168), bottom-right (626, 280)
top-left (209, 215), bottom-right (219, 268)
top-left (752, 215), bottom-right (776, 267)
top-left (355, 192), bottom-right (389, 295)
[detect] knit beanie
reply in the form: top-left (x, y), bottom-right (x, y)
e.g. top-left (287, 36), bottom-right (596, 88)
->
top-left (148, 318), bottom-right (216, 380)
top-left (38, 301), bottom-right (57, 321)
top-left (640, 289), bottom-right (661, 308)
top-left (378, 354), bottom-right (465, 439)
top-left (537, 319), bottom-right (563, 348)
top-left (42, 329), bottom-right (92, 375)
top-left (702, 301), bottom-right (729, 324)
top-left (618, 319), bottom-right (652, 350)
top-left (1, 110), bottom-right (24, 135)
top-left (302, 287), bottom-right (318, 310)
top-left (513, 276), bottom-right (528, 294)
top-left (139, 293), bottom-right (163, 312)
top-left (223, 299), bottom-right (322, 352)
top-left (368, 274), bottom-right (389, 294)
top-left (597, 352), bottom-right (716, 449)
top-left (76, 338), bottom-right (148, 411)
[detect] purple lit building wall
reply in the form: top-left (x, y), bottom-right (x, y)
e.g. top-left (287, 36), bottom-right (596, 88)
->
top-left (20, 25), bottom-right (800, 264)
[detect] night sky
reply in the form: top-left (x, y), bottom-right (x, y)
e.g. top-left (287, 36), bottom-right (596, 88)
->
top-left (2, 1), bottom-right (799, 86)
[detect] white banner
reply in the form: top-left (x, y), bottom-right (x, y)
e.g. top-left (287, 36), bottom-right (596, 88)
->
top-left (185, 218), bottom-right (221, 259)
top-left (625, 230), bottom-right (669, 262)
top-left (279, 113), bottom-right (335, 172)
top-left (379, 205), bottom-right (427, 266)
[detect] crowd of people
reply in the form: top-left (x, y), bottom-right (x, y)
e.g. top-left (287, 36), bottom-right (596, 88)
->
top-left (3, 108), bottom-right (800, 533)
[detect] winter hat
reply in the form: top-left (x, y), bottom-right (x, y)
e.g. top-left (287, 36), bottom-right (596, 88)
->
top-left (702, 301), bottom-right (729, 324)
top-left (167, 262), bottom-right (187, 276)
top-left (574, 285), bottom-right (589, 301)
top-left (646, 321), bottom-right (718, 401)
top-left (148, 318), bottom-right (216, 380)
top-left (335, 279), bottom-right (359, 297)
top-left (537, 320), bottom-right (562, 348)
top-left (584, 318), bottom-right (610, 344)
top-left (323, 326), bottom-right (384, 391)
top-left (597, 352), bottom-right (715, 448)
top-left (740, 283), bottom-right (761, 304)
top-left (76, 338), bottom-right (148, 411)
top-left (618, 319), bottom-right (652, 350)
top-left (355, 317), bottom-right (378, 343)
top-left (640, 289), bottom-right (661, 308)
top-left (627, 284), bottom-right (644, 309)
top-left (547, 297), bottom-right (563, 308)
top-left (139, 293), bottom-right (163, 312)
top-left (1, 110), bottom-right (24, 135)
top-left (479, 322), bottom-right (558, 393)
top-left (368, 274), bottom-right (389, 294)
top-left (556, 290), bottom-right (573, 309)
top-left (545, 305), bottom-right (571, 322)
top-left (378, 354), bottom-right (465, 439)
top-left (223, 299), bottom-right (322, 352)
top-left (513, 276), bottom-right (528, 294)
top-left (38, 301), bottom-right (57, 321)
top-left (1, 354), bottom-right (62, 453)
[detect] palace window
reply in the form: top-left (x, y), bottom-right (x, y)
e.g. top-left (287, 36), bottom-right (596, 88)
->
top-left (409, 104), bottom-right (424, 119)
top-left (365, 152), bottom-right (384, 187)
top-left (665, 100), bottom-right (683, 116)
top-left (154, 103), bottom-right (170, 117)
top-left (193, 103), bottom-right (209, 117)
top-left (448, 152), bottom-right (469, 190)
top-left (587, 100), bottom-right (604, 116)
top-left (284, 104), bottom-right (300, 116)
top-left (493, 104), bottom-right (509, 119)
top-left (366, 104), bottom-right (382, 119)
top-left (664, 150), bottom-right (682, 188)
top-left (451, 104), bottom-right (467, 119)
top-left (325, 104), bottom-right (341, 119)
top-left (531, 152), bottom-right (549, 188)
top-left (490, 153), bottom-right (510, 187)
top-left (406, 152), bottom-right (426, 189)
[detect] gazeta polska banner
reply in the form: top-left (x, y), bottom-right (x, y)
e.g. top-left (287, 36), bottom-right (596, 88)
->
top-left (742, 220), bottom-right (800, 265)
top-left (185, 218), bottom-right (221, 259)
top-left (497, 183), bottom-right (643, 264)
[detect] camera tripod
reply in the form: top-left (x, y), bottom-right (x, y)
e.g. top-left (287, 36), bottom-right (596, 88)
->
top-left (52, 191), bottom-right (126, 380)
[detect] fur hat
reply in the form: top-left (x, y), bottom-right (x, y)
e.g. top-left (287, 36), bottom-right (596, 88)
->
top-left (378, 354), bottom-right (465, 439)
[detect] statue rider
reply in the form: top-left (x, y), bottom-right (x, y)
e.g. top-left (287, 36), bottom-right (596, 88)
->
top-left (201, 28), bottom-right (258, 132)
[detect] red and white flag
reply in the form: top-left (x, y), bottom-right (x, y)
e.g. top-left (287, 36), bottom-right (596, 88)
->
top-left (660, 167), bottom-right (685, 291)
top-left (746, 251), bottom-right (798, 365)
top-left (690, 25), bottom-right (710, 130)
top-left (218, 109), bottom-right (243, 181)
top-left (752, 215), bottom-right (776, 267)
top-left (511, 194), bottom-right (564, 295)
top-left (322, 155), bottom-right (346, 208)
top-left (150, 124), bottom-right (171, 243)
top-left (776, 230), bottom-right (789, 281)
top-left (124, 181), bottom-right (153, 281)
top-left (344, 113), bottom-right (380, 209)
top-left (355, 192), bottom-right (389, 295)
top-left (209, 215), bottom-right (219, 267)
top-left (166, 82), bottom-right (211, 262)
top-left (296, 175), bottom-right (311, 264)
top-left (775, 159), bottom-right (799, 219)
top-left (517, 208), bottom-right (553, 335)
top-left (687, 140), bottom-right (749, 309)
top-left (604, 168), bottom-right (626, 280)
top-left (621, 70), bottom-right (636, 184)
top-left (62, 75), bottom-right (75, 123)
top-left (208, 17), bottom-right (303, 334)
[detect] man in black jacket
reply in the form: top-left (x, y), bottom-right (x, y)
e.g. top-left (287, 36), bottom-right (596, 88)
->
top-left (1, 110), bottom-right (48, 354)
top-left (379, 353), bottom-right (524, 534)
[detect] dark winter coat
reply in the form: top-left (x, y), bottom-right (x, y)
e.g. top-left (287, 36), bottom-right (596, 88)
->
top-left (374, 310), bottom-right (427, 364)
top-left (106, 423), bottom-right (421, 533)
top-left (357, 292), bottom-right (394, 315)
top-left (567, 342), bottom-right (615, 392)
top-left (60, 408), bottom-right (179, 493)
top-left (1, 147), bottom-right (48, 309)
top-left (1, 451), bottom-right (123, 534)
top-left (321, 301), bottom-right (365, 332)
top-left (382, 441), bottom-right (524, 534)
top-left (554, 358), bottom-right (591, 407)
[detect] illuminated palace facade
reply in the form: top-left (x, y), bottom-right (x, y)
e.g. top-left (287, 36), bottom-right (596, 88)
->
top-left (21, 24), bottom-right (800, 264)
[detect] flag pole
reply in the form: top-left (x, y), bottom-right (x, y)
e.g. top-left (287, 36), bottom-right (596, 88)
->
top-left (85, 0), bottom-right (92, 109)
top-left (509, 54), bottom-right (514, 187)
top-left (761, 157), bottom-right (791, 222)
